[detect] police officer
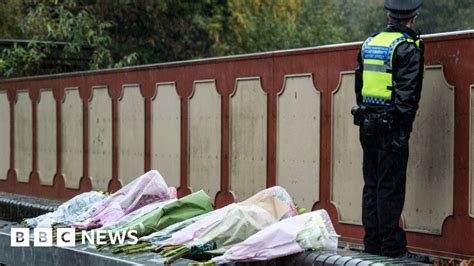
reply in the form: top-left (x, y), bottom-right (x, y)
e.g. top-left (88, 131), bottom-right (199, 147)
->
top-left (353, 0), bottom-right (428, 262)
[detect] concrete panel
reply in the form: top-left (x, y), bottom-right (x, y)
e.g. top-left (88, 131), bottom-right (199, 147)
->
top-left (403, 66), bottom-right (454, 234)
top-left (151, 83), bottom-right (180, 188)
top-left (471, 85), bottom-right (474, 218)
top-left (331, 67), bottom-right (455, 233)
top-left (331, 72), bottom-right (363, 225)
top-left (230, 78), bottom-right (267, 201)
top-left (0, 91), bottom-right (9, 180)
top-left (119, 85), bottom-right (145, 185)
top-left (277, 74), bottom-right (320, 210)
top-left (62, 88), bottom-right (83, 188)
top-left (188, 80), bottom-right (221, 200)
top-left (14, 91), bottom-right (32, 182)
top-left (37, 90), bottom-right (56, 185)
top-left (89, 87), bottom-right (112, 191)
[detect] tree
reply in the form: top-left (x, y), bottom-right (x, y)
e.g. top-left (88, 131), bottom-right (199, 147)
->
top-left (1, 0), bottom-right (473, 78)
top-left (337, 0), bottom-right (474, 41)
top-left (415, 0), bottom-right (474, 34)
top-left (0, 0), bottom-right (137, 78)
top-left (294, 0), bottom-right (347, 47)
top-left (335, 0), bottom-right (386, 42)
top-left (216, 0), bottom-right (298, 54)
top-left (0, 0), bottom-right (24, 39)
top-left (91, 0), bottom-right (220, 64)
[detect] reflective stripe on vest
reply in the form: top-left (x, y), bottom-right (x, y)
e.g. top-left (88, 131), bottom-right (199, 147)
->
top-left (361, 32), bottom-right (416, 103)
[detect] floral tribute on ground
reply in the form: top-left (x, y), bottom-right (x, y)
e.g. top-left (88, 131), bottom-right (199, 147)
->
top-left (23, 170), bottom-right (339, 264)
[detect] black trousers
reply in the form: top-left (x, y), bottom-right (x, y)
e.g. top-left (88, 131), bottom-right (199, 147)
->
top-left (359, 113), bottom-right (409, 257)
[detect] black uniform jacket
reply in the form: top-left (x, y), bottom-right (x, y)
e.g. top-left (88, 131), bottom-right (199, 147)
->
top-left (355, 23), bottom-right (425, 134)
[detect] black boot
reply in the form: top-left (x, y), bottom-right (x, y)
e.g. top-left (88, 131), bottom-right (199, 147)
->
top-left (396, 251), bottom-right (430, 263)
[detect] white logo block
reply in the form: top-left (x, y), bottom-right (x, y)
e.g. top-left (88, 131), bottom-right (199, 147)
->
top-left (10, 228), bottom-right (30, 247)
top-left (34, 228), bottom-right (53, 247)
top-left (56, 228), bottom-right (76, 247)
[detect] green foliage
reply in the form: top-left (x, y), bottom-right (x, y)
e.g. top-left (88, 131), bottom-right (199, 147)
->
top-left (0, 0), bottom-right (473, 78)
top-left (23, 0), bottom-right (114, 69)
top-left (335, 0), bottom-right (386, 42)
top-left (221, 0), bottom-right (300, 53)
top-left (198, 0), bottom-right (345, 55)
top-left (415, 0), bottom-right (474, 34)
top-left (0, 0), bottom-right (23, 39)
top-left (91, 0), bottom-right (218, 64)
top-left (294, 0), bottom-right (346, 47)
top-left (337, 0), bottom-right (474, 40)
top-left (0, 43), bottom-right (44, 77)
top-left (0, 0), bottom-right (137, 78)
top-left (215, 0), bottom-right (300, 54)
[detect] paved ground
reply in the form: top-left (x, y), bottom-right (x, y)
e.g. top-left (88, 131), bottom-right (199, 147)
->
top-left (1, 220), bottom-right (431, 266)
top-left (0, 191), bottom-right (432, 265)
top-left (0, 220), bottom-right (196, 266)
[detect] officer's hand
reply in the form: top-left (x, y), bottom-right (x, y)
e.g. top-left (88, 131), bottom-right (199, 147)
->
top-left (351, 105), bottom-right (364, 126)
top-left (391, 128), bottom-right (409, 151)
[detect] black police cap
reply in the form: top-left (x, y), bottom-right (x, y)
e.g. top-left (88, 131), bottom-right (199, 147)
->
top-left (384, 0), bottom-right (423, 19)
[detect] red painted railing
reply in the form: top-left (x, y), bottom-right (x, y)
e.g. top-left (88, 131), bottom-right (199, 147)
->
top-left (0, 30), bottom-right (473, 258)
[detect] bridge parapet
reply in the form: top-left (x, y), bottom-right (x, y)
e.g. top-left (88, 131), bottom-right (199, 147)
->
top-left (1, 30), bottom-right (473, 258)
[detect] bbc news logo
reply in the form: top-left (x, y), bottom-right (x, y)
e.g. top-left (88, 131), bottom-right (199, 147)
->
top-left (11, 228), bottom-right (138, 247)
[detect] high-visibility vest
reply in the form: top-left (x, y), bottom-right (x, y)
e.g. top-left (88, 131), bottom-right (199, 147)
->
top-left (361, 31), bottom-right (419, 106)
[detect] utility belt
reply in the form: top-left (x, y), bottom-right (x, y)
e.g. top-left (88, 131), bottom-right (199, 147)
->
top-left (351, 105), bottom-right (399, 135)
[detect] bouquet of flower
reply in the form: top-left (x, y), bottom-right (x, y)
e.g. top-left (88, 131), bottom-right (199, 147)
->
top-left (84, 170), bottom-right (175, 229)
top-left (157, 204), bottom-right (276, 262)
top-left (153, 203), bottom-right (236, 247)
top-left (101, 199), bottom-right (176, 232)
top-left (113, 206), bottom-right (228, 254)
top-left (103, 199), bottom-right (175, 253)
top-left (207, 209), bottom-right (339, 265)
top-left (157, 186), bottom-right (298, 263)
top-left (157, 186), bottom-right (296, 248)
top-left (94, 190), bottom-right (213, 249)
top-left (238, 186), bottom-right (298, 221)
top-left (22, 191), bottom-right (107, 228)
top-left (116, 203), bottom-right (238, 254)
